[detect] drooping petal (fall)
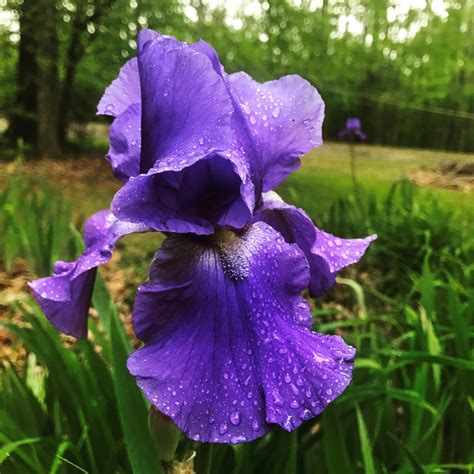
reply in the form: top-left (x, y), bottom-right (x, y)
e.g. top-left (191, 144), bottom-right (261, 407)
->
top-left (128, 222), bottom-right (355, 443)
top-left (255, 192), bottom-right (376, 296)
top-left (29, 210), bottom-right (148, 338)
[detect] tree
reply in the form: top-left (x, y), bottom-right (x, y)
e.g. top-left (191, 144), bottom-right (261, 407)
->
top-left (37, 0), bottom-right (60, 157)
top-left (8, 0), bottom-right (39, 147)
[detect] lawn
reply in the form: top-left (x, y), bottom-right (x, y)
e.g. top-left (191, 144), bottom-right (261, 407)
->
top-left (280, 142), bottom-right (474, 218)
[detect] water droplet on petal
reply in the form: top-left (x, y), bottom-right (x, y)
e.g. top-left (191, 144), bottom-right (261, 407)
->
top-left (241, 103), bottom-right (251, 115)
top-left (219, 421), bottom-right (229, 434)
top-left (230, 410), bottom-right (242, 426)
top-left (290, 400), bottom-right (300, 409)
top-left (299, 409), bottom-right (312, 420)
top-left (252, 419), bottom-right (260, 431)
top-left (231, 435), bottom-right (247, 443)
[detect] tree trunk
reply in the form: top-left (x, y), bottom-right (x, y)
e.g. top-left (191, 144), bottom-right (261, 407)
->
top-left (36, 0), bottom-right (60, 158)
top-left (58, 28), bottom-right (84, 146)
top-left (58, 0), bottom-right (117, 145)
top-left (8, 0), bottom-right (39, 147)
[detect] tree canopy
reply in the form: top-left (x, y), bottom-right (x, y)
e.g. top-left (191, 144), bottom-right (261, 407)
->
top-left (0, 0), bottom-right (472, 154)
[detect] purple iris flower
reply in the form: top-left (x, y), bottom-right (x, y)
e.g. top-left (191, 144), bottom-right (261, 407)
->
top-left (30, 30), bottom-right (376, 444)
top-left (339, 117), bottom-right (366, 141)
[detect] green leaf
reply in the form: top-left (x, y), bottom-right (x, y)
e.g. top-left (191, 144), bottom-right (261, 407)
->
top-left (376, 350), bottom-right (474, 370)
top-left (0, 437), bottom-right (42, 464)
top-left (355, 405), bottom-right (376, 474)
top-left (387, 432), bottom-right (424, 474)
top-left (322, 407), bottom-right (354, 474)
top-left (49, 439), bottom-right (72, 474)
top-left (108, 293), bottom-right (162, 474)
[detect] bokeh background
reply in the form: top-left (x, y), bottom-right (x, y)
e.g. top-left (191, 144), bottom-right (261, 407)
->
top-left (0, 1), bottom-right (473, 473)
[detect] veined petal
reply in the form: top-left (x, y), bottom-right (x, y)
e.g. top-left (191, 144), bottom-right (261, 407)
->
top-left (29, 210), bottom-right (148, 338)
top-left (107, 103), bottom-right (141, 181)
top-left (97, 58), bottom-right (142, 181)
top-left (229, 72), bottom-right (325, 191)
top-left (121, 30), bottom-right (255, 228)
top-left (138, 30), bottom-right (239, 174)
top-left (97, 58), bottom-right (141, 117)
top-left (128, 222), bottom-right (355, 443)
top-left (255, 192), bottom-right (376, 297)
top-left (112, 152), bottom-right (253, 234)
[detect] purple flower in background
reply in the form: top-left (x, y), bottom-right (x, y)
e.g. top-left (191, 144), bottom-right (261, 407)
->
top-left (339, 117), bottom-right (366, 141)
top-left (30, 30), bottom-right (376, 444)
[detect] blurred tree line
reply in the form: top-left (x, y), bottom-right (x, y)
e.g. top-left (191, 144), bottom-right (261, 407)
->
top-left (0, 0), bottom-right (472, 156)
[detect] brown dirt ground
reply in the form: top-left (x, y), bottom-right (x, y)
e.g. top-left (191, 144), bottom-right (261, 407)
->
top-left (409, 160), bottom-right (474, 193)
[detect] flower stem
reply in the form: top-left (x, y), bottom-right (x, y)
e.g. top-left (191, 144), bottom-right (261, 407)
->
top-left (197, 443), bottom-right (214, 474)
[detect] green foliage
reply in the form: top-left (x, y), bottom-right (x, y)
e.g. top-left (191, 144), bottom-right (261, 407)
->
top-left (0, 177), bottom-right (82, 276)
top-left (1, 0), bottom-right (472, 151)
top-left (1, 175), bottom-right (473, 473)
top-left (319, 179), bottom-right (472, 296)
top-left (0, 278), bottom-right (161, 473)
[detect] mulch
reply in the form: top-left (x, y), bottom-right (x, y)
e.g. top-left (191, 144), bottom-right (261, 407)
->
top-left (409, 160), bottom-right (474, 193)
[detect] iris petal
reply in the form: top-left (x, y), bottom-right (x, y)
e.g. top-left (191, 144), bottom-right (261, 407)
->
top-left (112, 153), bottom-right (253, 234)
top-left (137, 30), bottom-right (241, 175)
top-left (128, 222), bottom-right (355, 443)
top-left (106, 103), bottom-right (141, 181)
top-left (97, 58), bottom-right (142, 181)
top-left (97, 58), bottom-right (141, 117)
top-left (229, 73), bottom-right (324, 191)
top-left (110, 30), bottom-right (255, 231)
top-left (29, 210), bottom-right (148, 338)
top-left (255, 192), bottom-right (376, 296)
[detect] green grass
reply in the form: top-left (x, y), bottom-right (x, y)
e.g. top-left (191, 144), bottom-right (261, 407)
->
top-left (279, 142), bottom-right (474, 214)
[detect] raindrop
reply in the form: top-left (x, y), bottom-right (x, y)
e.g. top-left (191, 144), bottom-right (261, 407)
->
top-left (230, 410), bottom-right (242, 426)
top-left (299, 409), bottom-right (312, 420)
top-left (219, 421), bottom-right (229, 434)
top-left (290, 400), bottom-right (300, 409)
top-left (272, 106), bottom-right (281, 118)
top-left (241, 103), bottom-right (251, 115)
top-left (272, 389), bottom-right (284, 406)
top-left (231, 435), bottom-right (247, 443)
